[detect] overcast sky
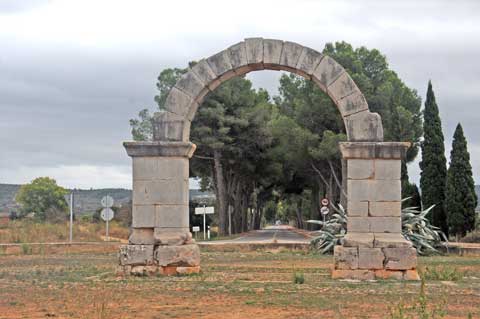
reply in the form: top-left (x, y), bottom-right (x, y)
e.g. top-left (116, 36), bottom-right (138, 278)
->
top-left (0, 0), bottom-right (479, 189)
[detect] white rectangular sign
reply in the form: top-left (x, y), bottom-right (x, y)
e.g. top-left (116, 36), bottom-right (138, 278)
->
top-left (195, 206), bottom-right (215, 215)
top-left (192, 226), bottom-right (200, 232)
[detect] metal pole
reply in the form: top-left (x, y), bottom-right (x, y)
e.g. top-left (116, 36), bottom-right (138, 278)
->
top-left (106, 218), bottom-right (109, 241)
top-left (203, 204), bottom-right (206, 240)
top-left (69, 191), bottom-right (73, 242)
top-left (228, 206), bottom-right (232, 236)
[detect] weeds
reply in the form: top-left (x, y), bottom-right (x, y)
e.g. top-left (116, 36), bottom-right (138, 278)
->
top-left (21, 243), bottom-right (32, 255)
top-left (420, 266), bottom-right (464, 281)
top-left (293, 271), bottom-right (305, 284)
top-left (388, 278), bottom-right (447, 319)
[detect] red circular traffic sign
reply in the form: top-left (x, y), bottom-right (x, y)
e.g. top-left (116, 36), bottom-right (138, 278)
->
top-left (321, 198), bottom-right (329, 206)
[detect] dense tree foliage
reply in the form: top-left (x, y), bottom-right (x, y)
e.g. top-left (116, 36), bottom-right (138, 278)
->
top-left (16, 177), bottom-right (68, 222)
top-left (130, 42), bottom-right (424, 234)
top-left (446, 124), bottom-right (477, 238)
top-left (420, 81), bottom-right (448, 234)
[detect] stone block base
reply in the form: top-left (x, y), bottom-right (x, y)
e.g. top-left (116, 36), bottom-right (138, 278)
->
top-left (117, 265), bottom-right (201, 276)
top-left (332, 268), bottom-right (420, 281)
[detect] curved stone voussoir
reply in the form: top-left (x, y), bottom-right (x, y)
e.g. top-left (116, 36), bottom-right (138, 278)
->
top-left (245, 37), bottom-right (264, 70)
top-left (164, 87), bottom-right (197, 118)
top-left (312, 55), bottom-right (345, 91)
top-left (227, 41), bottom-right (249, 75)
top-left (344, 110), bottom-right (384, 142)
top-left (327, 72), bottom-right (359, 103)
top-left (206, 49), bottom-right (235, 83)
top-left (337, 90), bottom-right (369, 117)
top-left (279, 41), bottom-right (304, 72)
top-left (190, 59), bottom-right (218, 91)
top-left (175, 70), bottom-right (208, 103)
top-left (295, 47), bottom-right (324, 78)
top-left (263, 39), bottom-right (283, 69)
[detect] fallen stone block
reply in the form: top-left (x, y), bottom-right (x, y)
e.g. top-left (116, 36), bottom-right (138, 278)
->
top-left (331, 269), bottom-right (375, 280)
top-left (155, 244), bottom-right (201, 267)
top-left (130, 265), bottom-right (159, 276)
top-left (358, 247), bottom-right (384, 269)
top-left (383, 247), bottom-right (417, 270)
top-left (334, 245), bottom-right (358, 269)
top-left (118, 244), bottom-right (155, 266)
top-left (176, 266), bottom-right (201, 275)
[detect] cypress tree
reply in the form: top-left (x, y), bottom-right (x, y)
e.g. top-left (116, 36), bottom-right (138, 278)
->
top-left (446, 123), bottom-right (477, 239)
top-left (419, 81), bottom-right (448, 234)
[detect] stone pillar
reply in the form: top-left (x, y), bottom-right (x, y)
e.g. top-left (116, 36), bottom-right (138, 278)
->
top-left (118, 141), bottom-right (201, 276)
top-left (332, 142), bottom-right (420, 281)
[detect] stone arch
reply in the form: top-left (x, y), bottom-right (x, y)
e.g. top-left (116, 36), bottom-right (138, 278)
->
top-left (153, 38), bottom-right (383, 143)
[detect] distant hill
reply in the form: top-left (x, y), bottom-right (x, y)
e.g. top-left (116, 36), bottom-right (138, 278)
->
top-left (0, 183), bottom-right (215, 215)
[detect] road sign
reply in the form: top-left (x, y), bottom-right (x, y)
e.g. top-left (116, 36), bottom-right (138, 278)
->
top-left (320, 206), bottom-right (329, 215)
top-left (192, 226), bottom-right (200, 232)
top-left (321, 198), bottom-right (329, 206)
top-left (101, 195), bottom-right (114, 208)
top-left (195, 206), bottom-right (215, 215)
top-left (101, 207), bottom-right (114, 221)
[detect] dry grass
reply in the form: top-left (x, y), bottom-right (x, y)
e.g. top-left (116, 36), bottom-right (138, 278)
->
top-left (0, 247), bottom-right (479, 318)
top-left (0, 220), bottom-right (129, 243)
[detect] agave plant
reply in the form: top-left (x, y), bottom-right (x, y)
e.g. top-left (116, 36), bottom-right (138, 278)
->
top-left (307, 204), bottom-right (347, 254)
top-left (402, 203), bottom-right (448, 255)
top-left (308, 200), bottom-right (447, 255)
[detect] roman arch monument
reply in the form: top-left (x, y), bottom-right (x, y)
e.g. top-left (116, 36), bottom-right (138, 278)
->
top-left (119, 38), bottom-right (418, 280)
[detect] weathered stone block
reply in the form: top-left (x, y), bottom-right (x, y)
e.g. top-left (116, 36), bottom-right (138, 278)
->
top-left (206, 49), bottom-right (233, 77)
top-left (343, 232), bottom-right (374, 248)
top-left (263, 39), bottom-right (283, 67)
top-left (327, 72), bottom-right (358, 102)
top-left (374, 269), bottom-right (404, 280)
top-left (132, 156), bottom-right (189, 181)
top-left (375, 160), bottom-right (400, 180)
top-left (337, 90), bottom-right (369, 117)
top-left (374, 233), bottom-right (412, 248)
top-left (176, 266), bottom-right (201, 275)
top-left (348, 217), bottom-right (371, 233)
top-left (348, 180), bottom-right (372, 201)
top-left (155, 244), bottom-right (201, 267)
top-left (190, 59), bottom-right (218, 91)
top-left (383, 247), bottom-right (417, 270)
top-left (132, 205), bottom-right (155, 228)
top-left (155, 204), bottom-right (189, 228)
top-left (164, 87), bottom-right (196, 118)
top-left (331, 269), bottom-right (375, 280)
top-left (312, 55), bottom-right (345, 90)
top-left (334, 245), bottom-right (358, 269)
top-left (339, 142), bottom-right (376, 159)
top-left (279, 41), bottom-right (303, 71)
top-left (344, 111), bottom-right (384, 142)
top-left (358, 247), bottom-right (384, 269)
top-left (129, 228), bottom-right (155, 245)
top-left (369, 217), bottom-right (402, 233)
top-left (119, 244), bottom-right (154, 266)
top-left (347, 159), bottom-right (374, 179)
top-left (130, 265), bottom-right (159, 276)
top-left (154, 229), bottom-right (193, 246)
top-left (227, 41), bottom-right (248, 70)
top-left (295, 47), bottom-right (323, 77)
top-left (152, 111), bottom-right (190, 142)
top-left (347, 201), bottom-right (369, 217)
top-left (132, 178), bottom-right (189, 206)
top-left (175, 70), bottom-right (206, 100)
top-left (245, 38), bottom-right (264, 69)
top-left (375, 142), bottom-right (410, 159)
top-left (124, 141), bottom-right (196, 158)
top-left (372, 180), bottom-right (401, 201)
top-left (404, 269), bottom-right (420, 281)
top-left (369, 201), bottom-right (401, 217)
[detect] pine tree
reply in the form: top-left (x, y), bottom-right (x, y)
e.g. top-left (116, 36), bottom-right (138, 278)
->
top-left (446, 123), bottom-right (477, 238)
top-left (419, 81), bottom-right (448, 234)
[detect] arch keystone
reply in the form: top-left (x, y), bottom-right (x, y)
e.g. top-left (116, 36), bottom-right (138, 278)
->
top-left (263, 39), bottom-right (283, 69)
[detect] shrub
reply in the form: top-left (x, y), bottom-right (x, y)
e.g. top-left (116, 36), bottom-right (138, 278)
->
top-left (293, 271), bottom-right (305, 284)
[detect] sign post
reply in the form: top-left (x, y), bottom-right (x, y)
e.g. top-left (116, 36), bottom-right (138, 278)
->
top-left (69, 191), bottom-right (74, 243)
top-left (100, 195), bottom-right (114, 241)
top-left (320, 198), bottom-right (330, 225)
top-left (195, 206), bottom-right (215, 240)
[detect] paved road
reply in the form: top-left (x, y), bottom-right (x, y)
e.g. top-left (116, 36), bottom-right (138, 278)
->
top-left (200, 225), bottom-right (311, 245)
